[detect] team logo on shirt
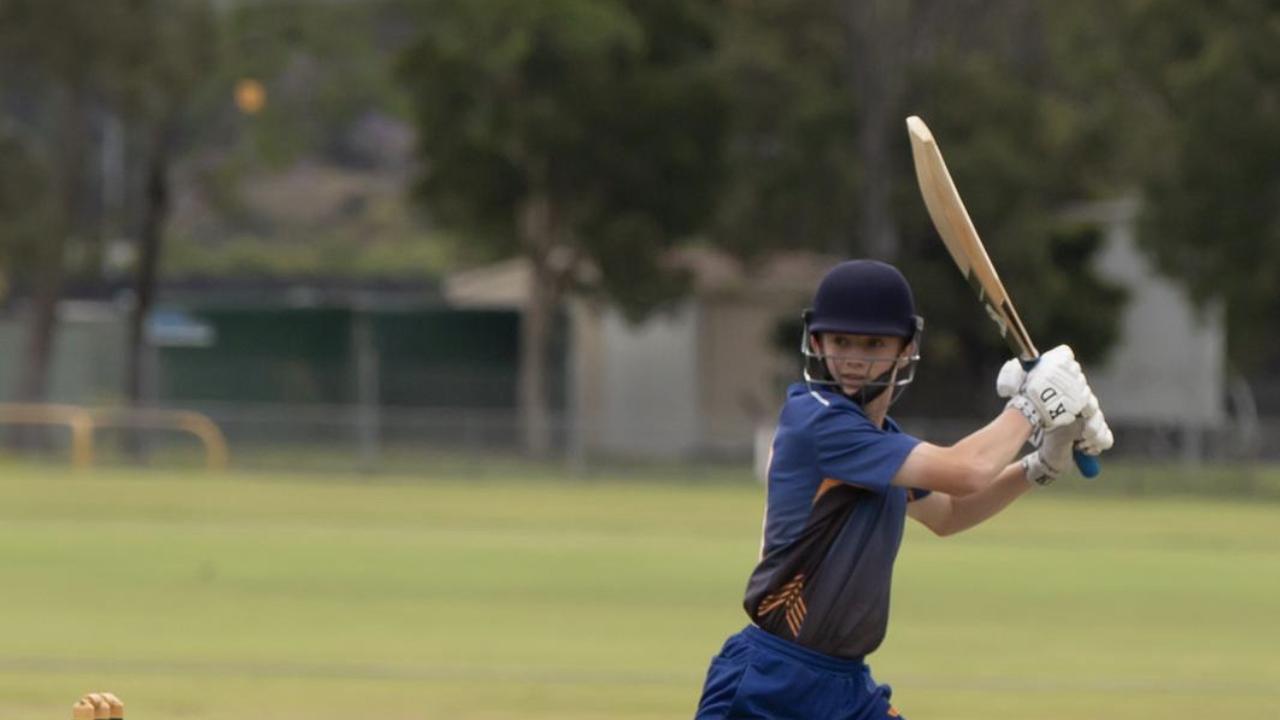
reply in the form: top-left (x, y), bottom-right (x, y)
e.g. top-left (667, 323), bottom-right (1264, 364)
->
top-left (757, 573), bottom-right (808, 637)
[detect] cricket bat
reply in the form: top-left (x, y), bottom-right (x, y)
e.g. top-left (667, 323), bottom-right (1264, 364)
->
top-left (905, 115), bottom-right (1099, 478)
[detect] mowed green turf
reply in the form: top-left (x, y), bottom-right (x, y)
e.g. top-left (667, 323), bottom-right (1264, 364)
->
top-left (0, 461), bottom-right (1277, 719)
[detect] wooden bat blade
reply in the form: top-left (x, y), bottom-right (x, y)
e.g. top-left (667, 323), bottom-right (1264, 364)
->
top-left (907, 116), bottom-right (1102, 479)
top-left (905, 115), bottom-right (1038, 360)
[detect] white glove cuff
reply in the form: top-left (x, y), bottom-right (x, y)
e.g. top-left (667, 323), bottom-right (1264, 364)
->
top-left (1006, 394), bottom-right (1040, 429)
top-left (1020, 451), bottom-right (1059, 487)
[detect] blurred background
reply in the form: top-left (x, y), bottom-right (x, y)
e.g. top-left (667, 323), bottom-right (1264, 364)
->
top-left (0, 1), bottom-right (1277, 718)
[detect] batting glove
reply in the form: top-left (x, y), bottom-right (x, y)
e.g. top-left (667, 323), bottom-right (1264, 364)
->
top-left (1077, 405), bottom-right (1115, 455)
top-left (1004, 345), bottom-right (1095, 431)
top-left (1021, 417), bottom-right (1084, 487)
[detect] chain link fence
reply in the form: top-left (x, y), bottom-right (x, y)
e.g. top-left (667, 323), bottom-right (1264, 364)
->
top-left (5, 400), bottom-right (1275, 476)
top-left (4, 395), bottom-right (1280, 502)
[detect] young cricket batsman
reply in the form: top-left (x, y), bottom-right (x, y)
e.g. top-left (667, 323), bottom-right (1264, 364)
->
top-left (694, 259), bottom-right (1114, 719)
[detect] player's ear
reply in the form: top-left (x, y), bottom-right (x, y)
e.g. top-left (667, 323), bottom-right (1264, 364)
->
top-left (896, 339), bottom-right (915, 368)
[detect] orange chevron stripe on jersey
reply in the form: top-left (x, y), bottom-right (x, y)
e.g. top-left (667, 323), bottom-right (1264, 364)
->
top-left (757, 573), bottom-right (807, 637)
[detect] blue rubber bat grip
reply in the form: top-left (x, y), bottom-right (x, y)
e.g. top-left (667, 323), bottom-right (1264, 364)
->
top-left (1074, 449), bottom-right (1101, 478)
top-left (1019, 357), bottom-right (1102, 479)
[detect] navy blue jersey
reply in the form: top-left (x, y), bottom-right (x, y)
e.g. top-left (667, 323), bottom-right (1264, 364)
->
top-left (744, 383), bottom-right (926, 659)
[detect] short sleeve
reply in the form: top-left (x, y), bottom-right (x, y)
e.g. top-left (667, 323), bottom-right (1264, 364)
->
top-left (814, 408), bottom-right (921, 493)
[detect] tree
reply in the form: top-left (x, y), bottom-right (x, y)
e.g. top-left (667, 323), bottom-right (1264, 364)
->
top-left (717, 1), bottom-right (1127, 407)
top-left (897, 3), bottom-right (1132, 375)
top-left (0, 0), bottom-right (222, 432)
top-left (160, 1), bottom-right (436, 280)
top-left (713, 1), bottom-right (859, 257)
top-left (0, 130), bottom-right (54, 302)
top-left (0, 0), bottom-right (129, 406)
top-left (838, 0), bottom-right (955, 262)
top-left (398, 0), bottom-right (727, 454)
top-left (716, 1), bottom-right (1026, 263)
top-left (1117, 0), bottom-right (1280, 370)
top-left (117, 2), bottom-right (219, 426)
top-left (217, 0), bottom-right (414, 170)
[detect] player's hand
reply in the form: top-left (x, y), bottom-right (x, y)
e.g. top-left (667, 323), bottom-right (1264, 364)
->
top-left (1029, 399), bottom-right (1115, 455)
top-left (996, 345), bottom-right (1080, 399)
top-left (1022, 417), bottom-right (1084, 486)
top-left (1077, 404), bottom-right (1114, 455)
top-left (1004, 345), bottom-right (1095, 430)
top-left (1023, 395), bottom-right (1115, 485)
top-left (1009, 349), bottom-right (1114, 453)
top-left (996, 355), bottom-right (1028, 399)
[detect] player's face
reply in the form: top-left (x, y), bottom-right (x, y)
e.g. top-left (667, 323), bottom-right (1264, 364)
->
top-left (814, 333), bottom-right (907, 395)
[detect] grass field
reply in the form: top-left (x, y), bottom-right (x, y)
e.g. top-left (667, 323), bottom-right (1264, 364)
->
top-left (1, 461), bottom-right (1277, 719)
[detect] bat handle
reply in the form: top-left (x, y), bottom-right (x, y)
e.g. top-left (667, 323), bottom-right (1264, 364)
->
top-left (1018, 357), bottom-right (1102, 479)
top-left (1073, 448), bottom-right (1101, 478)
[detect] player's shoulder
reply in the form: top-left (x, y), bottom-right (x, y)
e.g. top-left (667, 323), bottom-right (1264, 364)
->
top-left (783, 383), bottom-right (873, 424)
top-left (881, 415), bottom-right (907, 434)
top-left (781, 383), bottom-right (913, 436)
top-left (785, 382), bottom-right (844, 409)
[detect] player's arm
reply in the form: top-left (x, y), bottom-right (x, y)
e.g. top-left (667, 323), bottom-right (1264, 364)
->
top-left (908, 408), bottom-right (1113, 536)
top-left (891, 346), bottom-right (1097, 497)
top-left (890, 408), bottom-right (1031, 497)
top-left (905, 461), bottom-right (1030, 535)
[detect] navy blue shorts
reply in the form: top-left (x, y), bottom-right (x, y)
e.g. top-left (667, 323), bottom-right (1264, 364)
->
top-left (695, 625), bottom-right (903, 720)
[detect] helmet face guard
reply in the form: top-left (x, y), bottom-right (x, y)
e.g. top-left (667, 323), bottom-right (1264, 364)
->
top-left (801, 312), bottom-right (924, 407)
top-left (800, 260), bottom-right (924, 408)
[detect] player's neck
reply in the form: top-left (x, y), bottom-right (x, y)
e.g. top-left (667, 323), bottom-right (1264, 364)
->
top-left (862, 392), bottom-right (892, 428)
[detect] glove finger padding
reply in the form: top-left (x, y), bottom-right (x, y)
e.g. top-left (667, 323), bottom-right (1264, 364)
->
top-left (1040, 344), bottom-right (1075, 365)
top-left (1080, 391), bottom-right (1099, 419)
top-left (1022, 417), bottom-right (1086, 486)
top-left (1044, 417), bottom-right (1084, 469)
top-left (1078, 407), bottom-right (1114, 454)
top-left (998, 345), bottom-right (1074, 400)
top-left (996, 358), bottom-right (1026, 399)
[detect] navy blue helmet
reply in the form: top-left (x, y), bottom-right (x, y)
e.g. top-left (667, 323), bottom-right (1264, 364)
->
top-left (802, 260), bottom-right (924, 405)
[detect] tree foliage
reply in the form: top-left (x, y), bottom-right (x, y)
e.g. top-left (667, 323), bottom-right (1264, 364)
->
top-left (1117, 0), bottom-right (1280, 369)
top-left (220, 1), bottom-right (413, 168)
top-left (898, 4), bottom-right (1131, 376)
top-left (721, 1), bottom-right (1128, 399)
top-left (399, 0), bottom-right (726, 311)
top-left (713, 1), bottom-right (859, 257)
top-left (0, 0), bottom-right (221, 407)
top-left (398, 0), bottom-right (727, 451)
top-left (0, 130), bottom-right (52, 298)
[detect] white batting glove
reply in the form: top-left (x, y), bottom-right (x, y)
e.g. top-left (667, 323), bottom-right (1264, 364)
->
top-left (1005, 345), bottom-right (1094, 431)
top-left (996, 357), bottom-right (1026, 399)
top-left (996, 345), bottom-right (1080, 399)
top-left (1021, 417), bottom-right (1084, 487)
top-left (1077, 405), bottom-right (1114, 455)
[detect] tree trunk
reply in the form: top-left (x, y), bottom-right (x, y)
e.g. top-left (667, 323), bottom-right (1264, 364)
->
top-left (841, 0), bottom-right (913, 261)
top-left (517, 193), bottom-right (562, 457)
top-left (123, 120), bottom-right (173, 459)
top-left (17, 243), bottom-right (65, 405)
top-left (16, 88), bottom-right (90, 411)
top-left (520, 261), bottom-right (556, 457)
top-left (855, 105), bottom-right (898, 261)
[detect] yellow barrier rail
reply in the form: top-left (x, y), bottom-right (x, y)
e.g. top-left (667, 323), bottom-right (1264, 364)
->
top-left (0, 403), bottom-right (95, 470)
top-left (0, 403), bottom-right (229, 471)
